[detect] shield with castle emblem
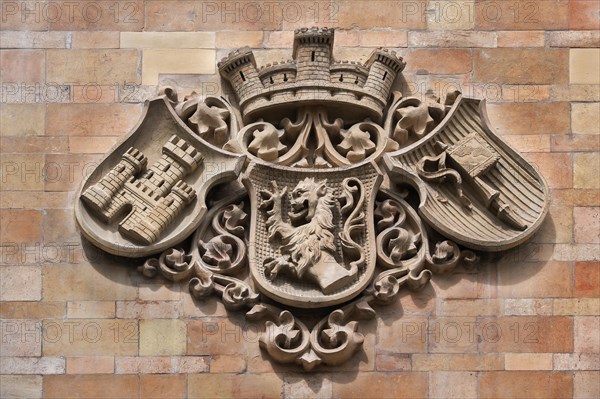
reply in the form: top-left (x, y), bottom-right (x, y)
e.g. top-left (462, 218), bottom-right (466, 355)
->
top-left (76, 27), bottom-right (549, 370)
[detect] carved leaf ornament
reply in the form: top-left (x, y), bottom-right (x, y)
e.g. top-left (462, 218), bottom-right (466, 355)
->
top-left (76, 27), bottom-right (549, 370)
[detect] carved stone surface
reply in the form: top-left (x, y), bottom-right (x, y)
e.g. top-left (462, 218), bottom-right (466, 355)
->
top-left (76, 27), bottom-right (549, 370)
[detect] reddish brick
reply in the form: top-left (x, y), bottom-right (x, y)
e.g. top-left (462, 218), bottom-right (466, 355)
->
top-left (480, 372), bottom-right (573, 399)
top-left (335, 1), bottom-right (427, 30)
top-left (332, 372), bottom-right (427, 399)
top-left (479, 316), bottom-right (573, 353)
top-left (571, 0), bottom-right (600, 30)
top-left (498, 261), bottom-right (573, 298)
top-left (474, 49), bottom-right (569, 85)
top-left (0, 50), bottom-right (45, 84)
top-left (476, 0), bottom-right (569, 30)
top-left (140, 375), bottom-right (186, 399)
top-left (403, 49), bottom-right (471, 74)
top-left (575, 262), bottom-right (600, 297)
top-left (497, 31), bottom-right (545, 47)
top-left (0, 210), bottom-right (42, 243)
top-left (523, 153), bottom-right (572, 189)
top-left (66, 357), bottom-right (115, 374)
top-left (375, 353), bottom-right (411, 371)
top-left (486, 102), bottom-right (570, 136)
top-left (44, 375), bottom-right (138, 399)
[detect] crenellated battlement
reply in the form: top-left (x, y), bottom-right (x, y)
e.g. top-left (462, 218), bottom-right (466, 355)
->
top-left (81, 135), bottom-right (203, 245)
top-left (218, 27), bottom-right (406, 123)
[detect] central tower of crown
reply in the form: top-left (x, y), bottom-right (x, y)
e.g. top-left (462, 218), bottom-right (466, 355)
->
top-left (218, 27), bottom-right (406, 124)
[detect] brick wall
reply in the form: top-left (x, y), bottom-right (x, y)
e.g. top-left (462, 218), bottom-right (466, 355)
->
top-left (1, 1), bottom-right (599, 398)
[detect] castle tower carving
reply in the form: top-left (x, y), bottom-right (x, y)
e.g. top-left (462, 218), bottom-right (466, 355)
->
top-left (81, 135), bottom-right (203, 245)
top-left (218, 27), bottom-right (406, 124)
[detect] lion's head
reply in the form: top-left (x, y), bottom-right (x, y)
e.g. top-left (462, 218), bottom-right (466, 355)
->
top-left (288, 177), bottom-right (332, 224)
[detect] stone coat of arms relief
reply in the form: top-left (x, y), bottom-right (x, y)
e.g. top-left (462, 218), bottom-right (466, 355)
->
top-left (75, 28), bottom-right (549, 370)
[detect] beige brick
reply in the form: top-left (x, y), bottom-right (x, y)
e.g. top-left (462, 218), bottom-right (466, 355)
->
top-left (0, 154), bottom-right (45, 191)
top-left (182, 291), bottom-right (228, 318)
top-left (0, 104), bottom-right (46, 137)
top-left (554, 299), bottom-right (600, 316)
top-left (117, 300), bottom-right (182, 319)
top-left (139, 283), bottom-right (181, 301)
top-left (209, 354), bottom-right (246, 373)
top-left (412, 354), bottom-right (504, 371)
top-left (553, 244), bottom-right (600, 262)
top-left (331, 372), bottom-right (427, 399)
top-left (44, 375), bottom-right (138, 399)
top-left (574, 207), bottom-right (600, 244)
top-left (284, 376), bottom-right (332, 399)
top-left (572, 103), bottom-right (600, 135)
top-left (115, 356), bottom-right (208, 374)
top-left (48, 0), bottom-right (144, 31)
top-left (574, 371), bottom-right (600, 399)
top-left (575, 316), bottom-right (600, 353)
top-left (121, 32), bottom-right (215, 48)
top-left (426, 0), bottom-right (475, 30)
top-left (0, 301), bottom-right (64, 319)
top-left (375, 353), bottom-right (411, 371)
top-left (280, 0), bottom-right (332, 31)
top-left (437, 299), bottom-right (501, 317)
top-left (0, 31), bottom-right (67, 49)
top-left (571, 49), bottom-right (600, 84)
top-left (216, 31), bottom-right (263, 48)
top-left (71, 32), bottom-right (120, 49)
top-left (44, 264), bottom-right (137, 301)
top-left (430, 371), bottom-right (477, 399)
top-left (0, 50), bottom-right (45, 84)
top-left (43, 319), bottom-right (138, 356)
top-left (142, 49), bottom-right (215, 85)
top-left (264, 31), bottom-right (295, 48)
top-left (47, 49), bottom-right (140, 85)
top-left (430, 272), bottom-right (478, 299)
top-left (480, 372), bottom-right (573, 399)
top-left (146, 0), bottom-right (280, 31)
top-left (141, 375), bottom-right (186, 399)
top-left (0, 1), bottom-right (48, 31)
top-left (378, 316), bottom-right (427, 354)
top-left (360, 31), bottom-right (408, 48)
top-left (67, 301), bottom-right (116, 318)
top-left (140, 319), bottom-right (186, 356)
top-left (335, 1), bottom-right (427, 30)
top-left (187, 318), bottom-right (246, 356)
top-left (475, 49), bottom-right (569, 84)
top-left (72, 85), bottom-right (118, 103)
top-left (0, 137), bottom-right (69, 153)
top-left (188, 373), bottom-right (284, 399)
top-left (574, 153), bottom-right (600, 189)
top-left (335, 30), bottom-right (361, 47)
top-left (0, 191), bottom-right (70, 209)
top-left (504, 299), bottom-right (552, 316)
top-left (0, 266), bottom-right (41, 301)
top-left (66, 356), bottom-right (115, 374)
top-left (0, 357), bottom-right (65, 374)
top-left (548, 31), bottom-right (600, 48)
top-left (409, 31), bottom-right (495, 48)
top-left (0, 375), bottom-right (42, 399)
top-left (554, 353), bottom-right (600, 370)
top-left (533, 205), bottom-right (573, 244)
top-left (69, 137), bottom-right (120, 154)
top-left (0, 319), bottom-right (41, 356)
top-left (428, 317), bottom-right (478, 354)
top-left (505, 353), bottom-right (553, 370)
top-left (497, 31), bottom-right (545, 47)
top-left (552, 84), bottom-right (600, 102)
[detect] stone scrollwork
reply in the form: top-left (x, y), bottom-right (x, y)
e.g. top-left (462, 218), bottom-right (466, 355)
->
top-left (77, 27), bottom-right (549, 370)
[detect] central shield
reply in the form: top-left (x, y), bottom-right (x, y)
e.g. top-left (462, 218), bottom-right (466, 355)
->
top-left (244, 160), bottom-right (382, 308)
